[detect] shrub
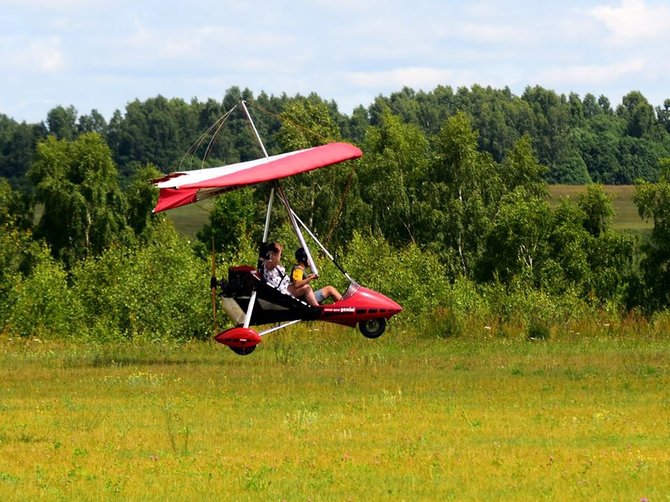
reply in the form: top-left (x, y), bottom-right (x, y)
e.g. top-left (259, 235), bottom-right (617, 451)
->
top-left (341, 231), bottom-right (450, 316)
top-left (71, 222), bottom-right (211, 341)
top-left (4, 256), bottom-right (85, 339)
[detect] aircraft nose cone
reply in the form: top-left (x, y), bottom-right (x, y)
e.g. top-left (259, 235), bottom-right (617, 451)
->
top-left (352, 286), bottom-right (402, 318)
top-left (383, 296), bottom-right (403, 315)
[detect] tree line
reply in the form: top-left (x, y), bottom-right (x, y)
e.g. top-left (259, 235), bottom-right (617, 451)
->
top-left (1, 87), bottom-right (670, 341)
top-left (2, 86), bottom-right (670, 190)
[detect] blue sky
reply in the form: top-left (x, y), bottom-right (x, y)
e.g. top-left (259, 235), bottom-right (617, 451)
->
top-left (1, 0), bottom-right (669, 123)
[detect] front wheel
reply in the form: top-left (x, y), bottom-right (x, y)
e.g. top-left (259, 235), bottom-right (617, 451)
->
top-left (359, 318), bottom-right (386, 339)
top-left (230, 345), bottom-right (256, 356)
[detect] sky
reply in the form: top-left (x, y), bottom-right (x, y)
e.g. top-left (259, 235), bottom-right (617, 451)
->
top-left (1, 0), bottom-right (669, 124)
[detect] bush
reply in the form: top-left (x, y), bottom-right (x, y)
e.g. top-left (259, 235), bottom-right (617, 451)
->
top-left (4, 256), bottom-right (85, 339)
top-left (341, 231), bottom-right (450, 316)
top-left (70, 222), bottom-right (211, 341)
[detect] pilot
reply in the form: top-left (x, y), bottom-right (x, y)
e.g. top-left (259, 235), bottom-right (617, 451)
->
top-left (261, 242), bottom-right (290, 294)
top-left (287, 247), bottom-right (342, 306)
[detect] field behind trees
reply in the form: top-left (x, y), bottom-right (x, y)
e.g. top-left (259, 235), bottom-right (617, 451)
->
top-left (548, 185), bottom-right (651, 232)
top-left (166, 184), bottom-right (652, 238)
top-left (1, 330), bottom-right (669, 500)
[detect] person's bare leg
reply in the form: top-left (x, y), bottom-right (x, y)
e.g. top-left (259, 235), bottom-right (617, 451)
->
top-left (316, 286), bottom-right (341, 303)
top-left (288, 284), bottom-right (319, 306)
top-left (304, 289), bottom-right (318, 306)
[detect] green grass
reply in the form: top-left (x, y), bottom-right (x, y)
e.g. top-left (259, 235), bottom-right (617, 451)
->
top-left (549, 184), bottom-right (650, 232)
top-left (162, 200), bottom-right (214, 238)
top-left (1, 328), bottom-right (668, 500)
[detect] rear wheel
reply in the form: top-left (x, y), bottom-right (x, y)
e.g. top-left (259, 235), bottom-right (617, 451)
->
top-left (230, 345), bottom-right (256, 356)
top-left (359, 318), bottom-right (386, 339)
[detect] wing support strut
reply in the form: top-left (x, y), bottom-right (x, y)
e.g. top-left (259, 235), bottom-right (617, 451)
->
top-left (258, 319), bottom-right (302, 337)
top-left (288, 208), bottom-right (354, 283)
top-left (241, 100), bottom-right (271, 329)
top-left (276, 185), bottom-right (319, 277)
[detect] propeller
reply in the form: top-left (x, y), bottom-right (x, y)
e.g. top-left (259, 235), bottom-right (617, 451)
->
top-left (210, 237), bottom-right (218, 334)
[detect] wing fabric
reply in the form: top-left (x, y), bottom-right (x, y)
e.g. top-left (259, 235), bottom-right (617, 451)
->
top-left (152, 142), bottom-right (362, 212)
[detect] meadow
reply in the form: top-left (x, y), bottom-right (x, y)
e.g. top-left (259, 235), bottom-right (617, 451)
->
top-left (1, 327), bottom-right (668, 500)
top-left (548, 185), bottom-right (650, 232)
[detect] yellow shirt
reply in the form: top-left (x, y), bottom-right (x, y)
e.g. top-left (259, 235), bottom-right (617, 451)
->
top-left (291, 264), bottom-right (305, 283)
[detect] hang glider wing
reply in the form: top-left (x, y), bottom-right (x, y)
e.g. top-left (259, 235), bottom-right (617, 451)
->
top-left (152, 142), bottom-right (362, 213)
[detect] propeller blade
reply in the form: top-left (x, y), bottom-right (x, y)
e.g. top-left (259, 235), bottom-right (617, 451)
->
top-left (211, 237), bottom-right (218, 333)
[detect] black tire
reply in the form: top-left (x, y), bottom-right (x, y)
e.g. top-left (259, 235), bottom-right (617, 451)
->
top-left (359, 318), bottom-right (386, 339)
top-left (230, 345), bottom-right (256, 356)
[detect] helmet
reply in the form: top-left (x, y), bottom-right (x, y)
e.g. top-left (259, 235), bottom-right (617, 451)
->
top-left (295, 247), bottom-right (308, 264)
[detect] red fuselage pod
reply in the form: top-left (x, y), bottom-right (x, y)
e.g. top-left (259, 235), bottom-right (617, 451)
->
top-left (318, 284), bottom-right (402, 327)
top-left (214, 326), bottom-right (262, 349)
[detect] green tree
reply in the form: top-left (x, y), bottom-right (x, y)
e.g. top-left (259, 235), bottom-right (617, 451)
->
top-left (196, 187), bottom-right (264, 257)
top-left (615, 136), bottom-right (664, 183)
top-left (577, 184), bottom-right (614, 237)
top-left (4, 253), bottom-right (83, 338)
top-left (46, 105), bottom-right (78, 140)
top-left (575, 113), bottom-right (624, 183)
top-left (521, 86), bottom-right (588, 183)
top-left (29, 132), bottom-right (131, 266)
top-left (634, 159), bottom-right (670, 309)
top-left (424, 111), bottom-right (498, 276)
top-left (478, 187), bottom-right (552, 284)
top-left (0, 226), bottom-right (54, 333)
top-left (125, 164), bottom-right (161, 237)
top-left (276, 97), bottom-right (341, 149)
top-left (359, 107), bottom-right (430, 247)
top-left (617, 91), bottom-right (655, 138)
top-left (0, 177), bottom-right (33, 229)
top-left (276, 97), bottom-right (366, 247)
top-left (112, 95), bottom-right (197, 175)
top-left (343, 105), bottom-right (370, 145)
top-left (500, 134), bottom-right (548, 197)
top-left (71, 222), bottom-right (211, 340)
top-left (0, 120), bottom-right (45, 188)
top-left (658, 99), bottom-right (670, 133)
top-left (78, 109), bottom-right (108, 136)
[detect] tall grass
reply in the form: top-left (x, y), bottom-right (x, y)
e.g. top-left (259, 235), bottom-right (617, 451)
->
top-left (1, 327), bottom-right (668, 500)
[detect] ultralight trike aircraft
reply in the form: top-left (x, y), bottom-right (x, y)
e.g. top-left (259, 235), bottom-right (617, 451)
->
top-left (152, 101), bottom-right (402, 355)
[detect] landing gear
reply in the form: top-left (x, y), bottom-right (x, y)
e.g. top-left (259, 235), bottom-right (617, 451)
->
top-left (215, 326), bottom-right (262, 355)
top-left (359, 318), bottom-right (386, 339)
top-left (230, 345), bottom-right (257, 356)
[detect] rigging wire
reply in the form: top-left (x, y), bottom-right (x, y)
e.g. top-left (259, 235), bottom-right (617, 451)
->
top-left (243, 99), bottom-right (359, 247)
top-left (176, 103), bottom-right (239, 171)
top-left (170, 98), bottom-right (359, 238)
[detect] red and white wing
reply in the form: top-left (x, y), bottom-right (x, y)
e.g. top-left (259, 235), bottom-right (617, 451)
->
top-left (152, 142), bottom-right (362, 213)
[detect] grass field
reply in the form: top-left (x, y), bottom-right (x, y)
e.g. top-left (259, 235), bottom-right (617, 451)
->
top-left (167, 185), bottom-right (651, 238)
top-left (1, 328), bottom-right (668, 500)
top-left (548, 185), bottom-right (650, 232)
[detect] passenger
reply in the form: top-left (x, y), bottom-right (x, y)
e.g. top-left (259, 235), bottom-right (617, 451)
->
top-left (261, 242), bottom-right (290, 294)
top-left (287, 247), bottom-right (342, 306)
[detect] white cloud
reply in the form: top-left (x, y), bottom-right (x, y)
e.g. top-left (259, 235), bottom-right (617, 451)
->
top-left (0, 36), bottom-right (65, 73)
top-left (589, 0), bottom-right (670, 42)
top-left (1, 0), bottom-right (668, 122)
top-left (113, 17), bottom-right (296, 67)
top-left (457, 22), bottom-right (529, 45)
top-left (536, 58), bottom-right (647, 87)
top-left (347, 66), bottom-right (475, 91)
